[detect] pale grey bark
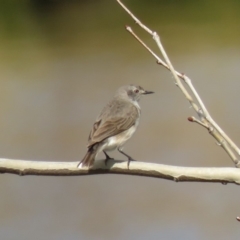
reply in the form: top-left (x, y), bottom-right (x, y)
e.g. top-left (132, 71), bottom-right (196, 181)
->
top-left (0, 158), bottom-right (240, 185)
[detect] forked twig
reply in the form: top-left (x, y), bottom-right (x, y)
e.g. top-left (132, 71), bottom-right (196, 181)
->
top-left (117, 0), bottom-right (240, 166)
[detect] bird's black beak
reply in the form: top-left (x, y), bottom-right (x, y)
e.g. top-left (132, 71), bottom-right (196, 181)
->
top-left (143, 90), bottom-right (154, 94)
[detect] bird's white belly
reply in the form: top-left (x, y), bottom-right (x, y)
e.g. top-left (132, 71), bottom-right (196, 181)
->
top-left (101, 123), bottom-right (138, 152)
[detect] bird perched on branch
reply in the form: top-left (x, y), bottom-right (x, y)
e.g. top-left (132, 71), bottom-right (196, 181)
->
top-left (77, 84), bottom-right (154, 168)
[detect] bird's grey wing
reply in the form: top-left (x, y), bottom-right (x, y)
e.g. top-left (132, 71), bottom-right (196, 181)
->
top-left (87, 104), bottom-right (139, 147)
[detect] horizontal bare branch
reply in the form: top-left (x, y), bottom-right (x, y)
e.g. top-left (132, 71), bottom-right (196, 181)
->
top-left (0, 158), bottom-right (240, 185)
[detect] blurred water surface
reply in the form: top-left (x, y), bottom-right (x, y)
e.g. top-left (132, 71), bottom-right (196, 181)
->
top-left (1, 1), bottom-right (240, 239)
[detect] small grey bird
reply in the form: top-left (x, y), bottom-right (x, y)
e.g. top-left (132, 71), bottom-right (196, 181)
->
top-left (77, 84), bottom-right (154, 168)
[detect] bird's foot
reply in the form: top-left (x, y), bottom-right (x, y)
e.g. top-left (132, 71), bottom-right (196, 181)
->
top-left (103, 151), bottom-right (114, 166)
top-left (127, 157), bottom-right (136, 168)
top-left (104, 157), bottom-right (114, 166)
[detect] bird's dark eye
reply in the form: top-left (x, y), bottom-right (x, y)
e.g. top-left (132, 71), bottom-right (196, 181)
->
top-left (134, 89), bottom-right (139, 93)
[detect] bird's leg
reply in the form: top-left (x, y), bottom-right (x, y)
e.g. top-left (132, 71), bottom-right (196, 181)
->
top-left (117, 148), bottom-right (136, 168)
top-left (103, 151), bottom-right (114, 166)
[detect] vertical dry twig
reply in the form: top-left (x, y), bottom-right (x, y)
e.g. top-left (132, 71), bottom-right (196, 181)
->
top-left (117, 0), bottom-right (240, 167)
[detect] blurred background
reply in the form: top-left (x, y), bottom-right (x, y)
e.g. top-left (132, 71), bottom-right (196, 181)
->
top-left (1, 0), bottom-right (240, 239)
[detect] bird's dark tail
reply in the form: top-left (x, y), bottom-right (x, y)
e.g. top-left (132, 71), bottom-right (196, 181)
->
top-left (77, 146), bottom-right (97, 168)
